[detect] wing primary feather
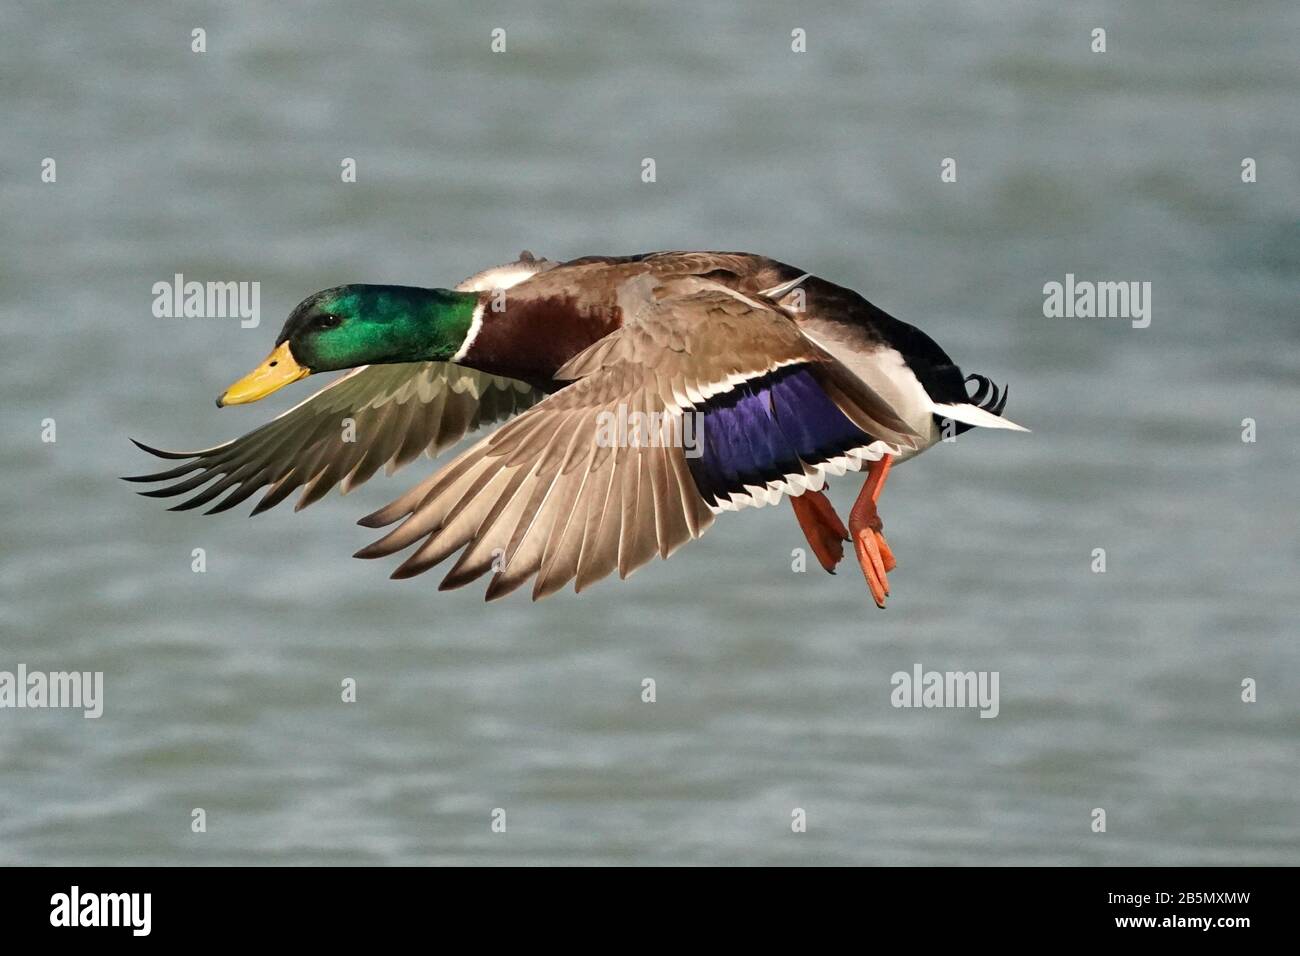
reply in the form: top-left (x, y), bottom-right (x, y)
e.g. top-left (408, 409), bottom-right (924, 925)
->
top-left (137, 471), bottom-right (224, 500)
top-left (250, 473), bottom-right (300, 515)
top-left (130, 364), bottom-right (540, 518)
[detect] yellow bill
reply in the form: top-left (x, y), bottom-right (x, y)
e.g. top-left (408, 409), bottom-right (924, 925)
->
top-left (216, 341), bottom-right (309, 407)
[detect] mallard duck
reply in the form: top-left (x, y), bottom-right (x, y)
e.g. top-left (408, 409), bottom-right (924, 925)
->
top-left (128, 251), bottom-right (1027, 605)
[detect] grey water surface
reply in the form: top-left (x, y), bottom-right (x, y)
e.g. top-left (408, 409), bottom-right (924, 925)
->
top-left (1, 1), bottom-right (1297, 865)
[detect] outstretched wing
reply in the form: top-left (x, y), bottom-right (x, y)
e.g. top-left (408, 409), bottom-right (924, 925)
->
top-left (126, 362), bottom-right (543, 514)
top-left (355, 275), bottom-right (922, 600)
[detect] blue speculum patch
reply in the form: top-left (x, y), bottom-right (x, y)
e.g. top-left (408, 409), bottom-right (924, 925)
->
top-left (686, 364), bottom-right (873, 506)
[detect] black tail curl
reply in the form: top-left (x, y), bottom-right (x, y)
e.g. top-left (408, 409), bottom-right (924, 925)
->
top-left (964, 373), bottom-right (1009, 417)
top-left (945, 373), bottom-right (1010, 435)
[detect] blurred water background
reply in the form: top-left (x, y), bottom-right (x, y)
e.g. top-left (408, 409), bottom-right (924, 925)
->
top-left (1, 0), bottom-right (1297, 865)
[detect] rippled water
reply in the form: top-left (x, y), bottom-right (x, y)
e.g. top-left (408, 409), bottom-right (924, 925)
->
top-left (1, 1), bottom-right (1297, 865)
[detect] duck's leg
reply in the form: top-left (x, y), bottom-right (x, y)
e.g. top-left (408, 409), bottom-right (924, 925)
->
top-left (850, 454), bottom-right (896, 608)
top-left (790, 489), bottom-right (850, 573)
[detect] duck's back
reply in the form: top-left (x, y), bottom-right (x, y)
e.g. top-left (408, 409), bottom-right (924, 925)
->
top-left (465, 251), bottom-right (969, 411)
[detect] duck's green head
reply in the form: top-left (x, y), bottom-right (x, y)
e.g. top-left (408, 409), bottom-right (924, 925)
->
top-left (217, 285), bottom-right (479, 406)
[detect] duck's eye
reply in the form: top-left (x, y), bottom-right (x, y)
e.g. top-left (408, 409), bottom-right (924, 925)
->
top-left (313, 313), bottom-right (341, 330)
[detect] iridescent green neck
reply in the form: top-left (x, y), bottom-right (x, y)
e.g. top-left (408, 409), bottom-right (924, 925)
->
top-left (300, 285), bottom-right (481, 370)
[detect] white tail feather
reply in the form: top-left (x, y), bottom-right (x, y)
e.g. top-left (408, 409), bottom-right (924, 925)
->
top-left (931, 402), bottom-right (1030, 432)
top-left (757, 273), bottom-right (811, 301)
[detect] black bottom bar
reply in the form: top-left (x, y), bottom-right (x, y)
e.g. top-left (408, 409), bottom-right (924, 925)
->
top-left (0, 866), bottom-right (1284, 941)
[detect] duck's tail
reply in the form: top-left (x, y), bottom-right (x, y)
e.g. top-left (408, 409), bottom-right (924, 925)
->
top-left (931, 373), bottom-right (1029, 433)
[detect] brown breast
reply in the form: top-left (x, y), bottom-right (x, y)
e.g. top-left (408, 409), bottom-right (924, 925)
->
top-left (458, 251), bottom-right (803, 388)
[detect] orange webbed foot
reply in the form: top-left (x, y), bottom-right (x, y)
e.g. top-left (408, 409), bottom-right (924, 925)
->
top-left (850, 455), bottom-right (897, 609)
top-left (790, 489), bottom-right (850, 573)
top-left (850, 510), bottom-right (892, 608)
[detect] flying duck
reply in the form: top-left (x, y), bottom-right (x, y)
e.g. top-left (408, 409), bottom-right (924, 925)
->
top-left (128, 251), bottom-right (1027, 605)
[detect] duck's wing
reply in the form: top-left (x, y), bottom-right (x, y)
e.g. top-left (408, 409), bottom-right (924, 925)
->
top-left (126, 362), bottom-right (544, 514)
top-left (355, 275), bottom-right (924, 600)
